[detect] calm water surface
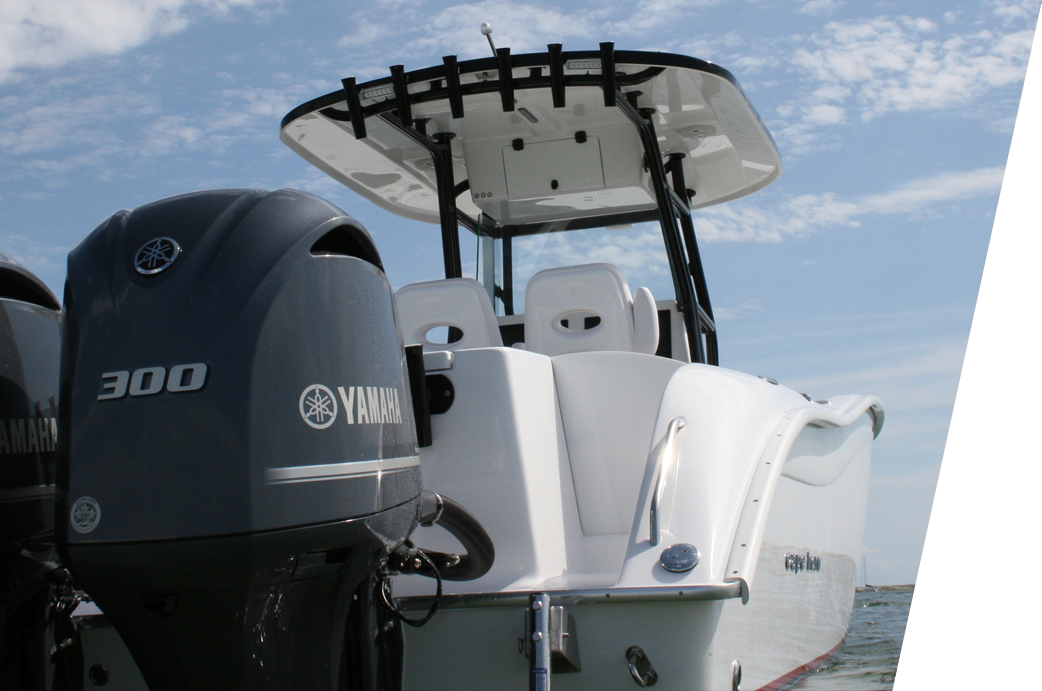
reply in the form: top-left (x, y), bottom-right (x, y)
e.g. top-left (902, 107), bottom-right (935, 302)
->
top-left (787, 579), bottom-right (1042, 687)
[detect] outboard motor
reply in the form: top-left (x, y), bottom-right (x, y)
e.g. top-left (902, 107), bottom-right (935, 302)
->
top-left (0, 252), bottom-right (63, 690)
top-left (57, 189), bottom-right (426, 690)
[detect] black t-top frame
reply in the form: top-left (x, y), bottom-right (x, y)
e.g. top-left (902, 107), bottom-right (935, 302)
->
top-left (283, 42), bottom-right (721, 365)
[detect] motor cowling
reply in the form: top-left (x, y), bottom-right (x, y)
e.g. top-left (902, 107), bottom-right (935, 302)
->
top-left (58, 189), bottom-right (422, 691)
top-left (0, 251), bottom-right (63, 691)
top-left (0, 252), bottom-right (60, 545)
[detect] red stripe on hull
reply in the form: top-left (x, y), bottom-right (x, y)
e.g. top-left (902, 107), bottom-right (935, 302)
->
top-left (756, 638), bottom-right (845, 691)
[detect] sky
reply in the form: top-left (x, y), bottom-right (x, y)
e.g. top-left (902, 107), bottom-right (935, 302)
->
top-left (0, 0), bottom-right (1034, 584)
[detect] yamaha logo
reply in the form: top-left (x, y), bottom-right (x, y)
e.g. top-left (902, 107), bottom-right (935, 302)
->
top-left (298, 383), bottom-right (403, 429)
top-left (299, 384), bottom-right (338, 429)
top-left (70, 496), bottom-right (101, 534)
top-left (134, 237), bottom-right (181, 275)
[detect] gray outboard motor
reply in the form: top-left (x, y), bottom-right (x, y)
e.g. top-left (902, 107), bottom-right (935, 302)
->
top-left (0, 252), bottom-right (64, 690)
top-left (57, 189), bottom-right (426, 691)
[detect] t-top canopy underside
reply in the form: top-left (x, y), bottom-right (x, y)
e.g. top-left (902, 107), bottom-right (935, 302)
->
top-left (281, 47), bottom-right (782, 228)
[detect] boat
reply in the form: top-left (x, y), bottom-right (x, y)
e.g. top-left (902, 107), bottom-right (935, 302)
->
top-left (29, 31), bottom-right (882, 691)
top-left (276, 35), bottom-right (884, 691)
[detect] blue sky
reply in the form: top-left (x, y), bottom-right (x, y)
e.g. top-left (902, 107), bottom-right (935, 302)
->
top-left (1, 0), bottom-right (1034, 583)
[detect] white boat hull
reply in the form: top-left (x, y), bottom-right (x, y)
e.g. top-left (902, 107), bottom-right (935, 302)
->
top-left (394, 346), bottom-right (878, 690)
top-left (399, 461), bottom-right (869, 691)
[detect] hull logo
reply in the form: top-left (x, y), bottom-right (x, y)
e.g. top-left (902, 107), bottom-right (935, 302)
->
top-left (70, 497), bottom-right (101, 534)
top-left (300, 384), bottom-right (338, 429)
top-left (134, 237), bottom-right (181, 275)
top-left (784, 552), bottom-right (822, 573)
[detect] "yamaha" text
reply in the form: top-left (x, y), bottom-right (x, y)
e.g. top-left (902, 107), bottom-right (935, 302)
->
top-left (0, 418), bottom-right (58, 455)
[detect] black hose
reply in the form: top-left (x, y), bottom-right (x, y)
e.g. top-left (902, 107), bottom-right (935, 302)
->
top-left (392, 493), bottom-right (495, 582)
top-left (431, 495), bottom-right (495, 581)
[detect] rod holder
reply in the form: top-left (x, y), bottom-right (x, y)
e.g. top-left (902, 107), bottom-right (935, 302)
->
top-left (443, 55), bottom-right (464, 118)
top-left (600, 42), bottom-right (616, 108)
top-left (390, 64), bottom-right (413, 127)
top-left (497, 47), bottom-right (515, 112)
top-left (548, 43), bottom-right (565, 108)
top-left (341, 77), bottom-right (366, 139)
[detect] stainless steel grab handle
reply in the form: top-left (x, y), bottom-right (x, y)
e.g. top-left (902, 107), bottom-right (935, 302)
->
top-left (650, 417), bottom-right (685, 546)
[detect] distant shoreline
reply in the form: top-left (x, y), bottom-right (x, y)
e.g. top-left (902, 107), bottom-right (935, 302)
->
top-left (854, 575), bottom-right (1042, 591)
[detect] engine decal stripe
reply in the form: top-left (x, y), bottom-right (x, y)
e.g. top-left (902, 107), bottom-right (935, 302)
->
top-left (264, 455), bottom-right (420, 484)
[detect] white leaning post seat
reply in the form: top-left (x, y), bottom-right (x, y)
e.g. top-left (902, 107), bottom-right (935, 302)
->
top-left (395, 278), bottom-right (504, 351)
top-left (524, 263), bottom-right (659, 356)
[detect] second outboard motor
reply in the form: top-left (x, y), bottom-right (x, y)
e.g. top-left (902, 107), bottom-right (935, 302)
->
top-left (0, 252), bottom-right (64, 691)
top-left (58, 189), bottom-right (424, 690)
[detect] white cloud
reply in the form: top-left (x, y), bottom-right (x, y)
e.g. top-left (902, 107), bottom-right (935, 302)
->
top-left (0, 72), bottom-right (332, 186)
top-left (694, 166), bottom-right (1005, 243)
top-left (713, 301), bottom-right (765, 321)
top-left (991, 0), bottom-right (1041, 25)
top-left (774, 13), bottom-right (1033, 151)
top-left (0, 87), bottom-right (156, 184)
top-left (144, 115), bottom-right (205, 154)
top-left (857, 167), bottom-right (1005, 215)
top-left (0, 232), bottom-right (71, 288)
top-left (725, 303), bottom-right (973, 387)
top-left (605, 0), bottom-right (723, 34)
top-left (804, 103), bottom-right (846, 125)
top-left (0, 0), bottom-right (276, 83)
top-left (797, 340), bottom-right (967, 411)
top-left (334, 0), bottom-right (733, 78)
top-left (798, 0), bottom-right (841, 17)
top-left (336, 1), bottom-right (604, 76)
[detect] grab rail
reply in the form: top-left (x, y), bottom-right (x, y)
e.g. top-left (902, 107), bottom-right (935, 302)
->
top-left (650, 417), bottom-right (685, 546)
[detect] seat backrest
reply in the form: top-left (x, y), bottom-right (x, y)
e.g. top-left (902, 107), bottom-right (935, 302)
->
top-left (524, 263), bottom-right (658, 356)
top-left (395, 278), bottom-right (504, 351)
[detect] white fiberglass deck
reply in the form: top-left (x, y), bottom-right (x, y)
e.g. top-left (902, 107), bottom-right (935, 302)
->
top-left (390, 263), bottom-right (880, 690)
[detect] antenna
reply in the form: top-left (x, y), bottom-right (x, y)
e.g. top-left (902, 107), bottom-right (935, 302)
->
top-left (480, 22), bottom-right (497, 56)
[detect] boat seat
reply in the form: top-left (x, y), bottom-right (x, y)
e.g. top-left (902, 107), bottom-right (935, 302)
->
top-left (523, 263), bottom-right (659, 356)
top-left (395, 278), bottom-right (503, 352)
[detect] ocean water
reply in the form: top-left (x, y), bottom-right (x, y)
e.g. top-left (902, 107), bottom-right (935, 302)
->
top-left (787, 579), bottom-right (1042, 687)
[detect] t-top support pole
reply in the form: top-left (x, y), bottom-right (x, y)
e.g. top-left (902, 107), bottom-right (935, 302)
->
top-left (615, 93), bottom-right (706, 364)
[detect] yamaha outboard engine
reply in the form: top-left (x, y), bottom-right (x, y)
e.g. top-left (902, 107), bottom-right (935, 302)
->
top-left (57, 189), bottom-right (425, 690)
top-left (0, 252), bottom-right (63, 690)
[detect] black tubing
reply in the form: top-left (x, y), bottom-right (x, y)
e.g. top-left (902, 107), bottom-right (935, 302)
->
top-left (397, 493), bottom-right (495, 582)
top-left (432, 496), bottom-right (495, 581)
